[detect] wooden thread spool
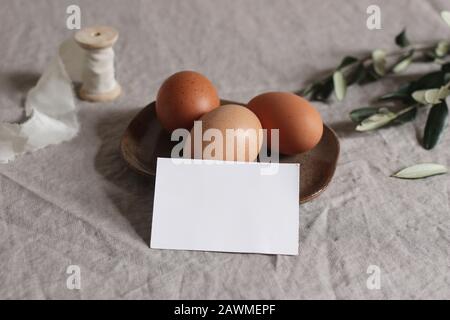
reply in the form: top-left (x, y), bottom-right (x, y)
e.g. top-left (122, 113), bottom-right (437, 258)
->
top-left (74, 26), bottom-right (122, 102)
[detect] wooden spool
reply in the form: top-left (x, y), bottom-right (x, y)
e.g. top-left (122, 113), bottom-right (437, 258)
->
top-left (74, 26), bottom-right (122, 102)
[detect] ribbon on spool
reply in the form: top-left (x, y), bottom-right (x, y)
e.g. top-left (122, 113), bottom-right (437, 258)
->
top-left (75, 26), bottom-right (122, 102)
top-left (0, 26), bottom-right (121, 163)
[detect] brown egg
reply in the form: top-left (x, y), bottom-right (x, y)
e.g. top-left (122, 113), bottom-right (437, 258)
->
top-left (185, 104), bottom-right (263, 162)
top-left (156, 71), bottom-right (220, 132)
top-left (247, 92), bottom-right (323, 155)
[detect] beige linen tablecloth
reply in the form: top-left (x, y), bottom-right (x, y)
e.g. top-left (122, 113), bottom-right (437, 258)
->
top-left (0, 0), bottom-right (449, 299)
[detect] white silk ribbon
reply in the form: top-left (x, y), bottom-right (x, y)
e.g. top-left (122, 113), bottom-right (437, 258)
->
top-left (0, 39), bottom-right (85, 163)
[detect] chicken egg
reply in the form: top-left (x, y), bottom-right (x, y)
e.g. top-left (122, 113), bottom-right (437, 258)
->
top-left (156, 71), bottom-right (220, 132)
top-left (247, 92), bottom-right (323, 155)
top-left (185, 104), bottom-right (263, 162)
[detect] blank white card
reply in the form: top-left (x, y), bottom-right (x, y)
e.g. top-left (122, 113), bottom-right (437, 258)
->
top-left (150, 158), bottom-right (300, 255)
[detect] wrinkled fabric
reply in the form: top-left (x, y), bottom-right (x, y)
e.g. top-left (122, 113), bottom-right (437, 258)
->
top-left (0, 0), bottom-right (449, 299)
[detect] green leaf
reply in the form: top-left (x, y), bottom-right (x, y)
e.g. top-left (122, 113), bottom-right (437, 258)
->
top-left (346, 63), bottom-right (365, 86)
top-left (418, 50), bottom-right (438, 62)
top-left (312, 77), bottom-right (334, 101)
top-left (356, 109), bottom-right (397, 131)
top-left (372, 49), bottom-right (387, 76)
top-left (355, 106), bottom-right (416, 132)
top-left (392, 163), bottom-right (448, 179)
top-left (395, 29), bottom-right (410, 48)
top-left (393, 106), bottom-right (417, 124)
top-left (333, 71), bottom-right (346, 101)
top-left (301, 57), bottom-right (359, 101)
top-left (393, 56), bottom-right (413, 73)
top-left (393, 50), bottom-right (414, 73)
top-left (444, 72), bottom-right (450, 83)
top-left (434, 86), bottom-right (450, 103)
top-left (337, 56), bottom-right (359, 70)
top-left (349, 107), bottom-right (379, 123)
top-left (441, 11), bottom-right (450, 27)
top-left (350, 106), bottom-right (417, 125)
top-left (298, 82), bottom-right (320, 98)
top-left (425, 89), bottom-right (440, 104)
top-left (424, 89), bottom-right (441, 104)
top-left (435, 40), bottom-right (449, 57)
top-left (412, 87), bottom-right (449, 105)
top-left (358, 65), bottom-right (381, 84)
top-left (441, 62), bottom-right (450, 73)
top-left (409, 71), bottom-right (446, 92)
top-left (412, 90), bottom-right (427, 104)
top-left (378, 83), bottom-right (412, 102)
top-left (419, 50), bottom-right (447, 64)
top-left (423, 101), bottom-right (448, 149)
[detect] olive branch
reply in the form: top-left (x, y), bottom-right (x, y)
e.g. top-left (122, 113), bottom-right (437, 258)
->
top-left (298, 11), bottom-right (450, 150)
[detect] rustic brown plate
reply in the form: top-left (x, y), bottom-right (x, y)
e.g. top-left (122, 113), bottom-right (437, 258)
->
top-left (120, 101), bottom-right (340, 204)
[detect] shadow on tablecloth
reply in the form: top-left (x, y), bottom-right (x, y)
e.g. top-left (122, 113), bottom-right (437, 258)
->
top-left (94, 108), bottom-right (156, 245)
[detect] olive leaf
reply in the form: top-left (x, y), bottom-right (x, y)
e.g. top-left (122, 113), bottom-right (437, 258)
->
top-left (395, 29), bottom-right (410, 48)
top-left (346, 63), bottom-right (365, 85)
top-left (337, 56), bottom-right (359, 70)
top-left (298, 82), bottom-right (320, 97)
top-left (391, 163), bottom-right (448, 179)
top-left (312, 77), bottom-right (334, 101)
top-left (379, 72), bottom-right (448, 104)
top-left (432, 86), bottom-right (449, 103)
top-left (358, 64), bottom-right (383, 84)
top-left (372, 49), bottom-right (387, 76)
top-left (299, 78), bottom-right (334, 101)
top-left (409, 71), bottom-right (446, 92)
top-left (394, 106), bottom-right (417, 124)
top-left (299, 56), bottom-right (360, 101)
top-left (419, 50), bottom-right (438, 62)
top-left (393, 50), bottom-right (414, 73)
top-left (350, 105), bottom-right (417, 125)
top-left (349, 107), bottom-right (379, 123)
top-left (423, 100), bottom-right (448, 149)
top-left (333, 71), bottom-right (346, 101)
top-left (435, 40), bottom-right (449, 57)
top-left (378, 83), bottom-right (412, 102)
top-left (356, 106), bottom-right (416, 131)
top-left (441, 11), bottom-right (450, 27)
top-left (356, 108), bottom-right (397, 131)
top-left (442, 62), bottom-right (450, 73)
top-left (424, 89), bottom-right (443, 104)
top-left (412, 90), bottom-right (430, 104)
top-left (393, 56), bottom-right (413, 73)
top-left (331, 57), bottom-right (360, 100)
top-left (412, 86), bottom-right (450, 105)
